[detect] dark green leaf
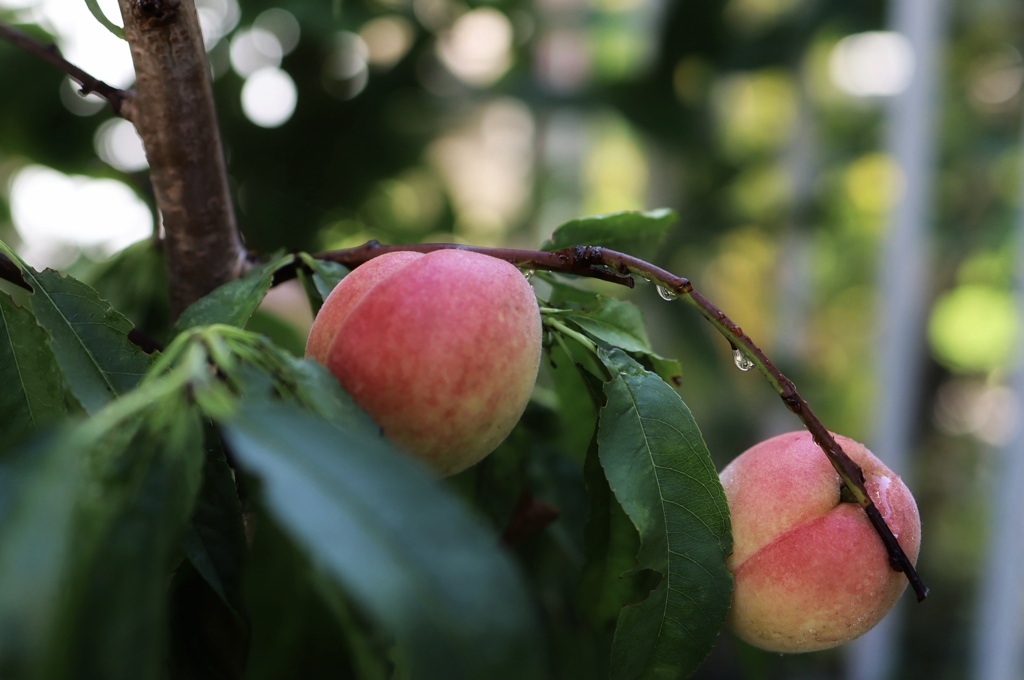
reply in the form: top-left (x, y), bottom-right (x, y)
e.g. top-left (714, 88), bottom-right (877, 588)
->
top-left (565, 297), bottom-right (654, 353)
top-left (67, 406), bottom-right (204, 680)
top-left (541, 209), bottom-right (676, 261)
top-left (561, 297), bottom-right (683, 386)
top-left (0, 434), bottom-right (83, 680)
top-left (299, 253), bottom-right (349, 307)
top-left (243, 517), bottom-right (388, 680)
top-left (173, 254), bottom-right (295, 334)
top-left (0, 293), bottom-right (66, 445)
top-left (545, 313), bottom-right (609, 382)
top-left (28, 268), bottom-right (153, 414)
top-left (578, 440), bottom-right (648, 628)
top-left (168, 560), bottom-right (249, 680)
top-left (596, 349), bottom-right (732, 680)
top-left (546, 341), bottom-right (601, 463)
top-left (181, 428), bottom-right (248, 618)
top-left (0, 391), bottom-right (204, 680)
top-left (245, 309), bottom-right (307, 357)
top-left (231, 337), bottom-right (370, 431)
top-left (542, 273), bottom-right (604, 308)
top-left (221, 400), bottom-right (544, 680)
top-left (73, 240), bottom-right (170, 348)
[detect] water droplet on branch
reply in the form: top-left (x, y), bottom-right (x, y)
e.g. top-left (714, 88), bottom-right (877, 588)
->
top-left (656, 284), bottom-right (678, 301)
top-left (732, 348), bottom-right (754, 371)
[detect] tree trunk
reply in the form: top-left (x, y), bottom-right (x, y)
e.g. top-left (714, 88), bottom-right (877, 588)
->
top-left (117, 0), bottom-right (246, 319)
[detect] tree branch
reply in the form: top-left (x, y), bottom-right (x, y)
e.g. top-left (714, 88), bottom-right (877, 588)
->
top-left (0, 21), bottom-right (134, 119)
top-left (117, 0), bottom-right (248, 319)
top-left (298, 241), bottom-right (930, 602)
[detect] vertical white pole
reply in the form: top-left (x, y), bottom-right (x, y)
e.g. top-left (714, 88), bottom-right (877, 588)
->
top-left (969, 110), bottom-right (1024, 680)
top-left (847, 0), bottom-right (948, 678)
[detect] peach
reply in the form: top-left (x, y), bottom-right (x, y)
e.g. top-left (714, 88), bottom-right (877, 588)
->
top-left (719, 431), bottom-right (921, 653)
top-left (306, 249), bottom-right (542, 475)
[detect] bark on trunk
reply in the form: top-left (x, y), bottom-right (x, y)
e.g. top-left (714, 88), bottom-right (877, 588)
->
top-left (117, 0), bottom-right (246, 319)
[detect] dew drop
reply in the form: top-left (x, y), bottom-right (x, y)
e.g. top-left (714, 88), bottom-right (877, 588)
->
top-left (656, 284), bottom-right (678, 301)
top-left (732, 348), bottom-right (754, 371)
top-left (524, 269), bottom-right (535, 280)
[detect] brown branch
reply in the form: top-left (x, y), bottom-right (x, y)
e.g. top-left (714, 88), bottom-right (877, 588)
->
top-left (0, 21), bottom-right (134, 119)
top-left (117, 0), bottom-right (247, 319)
top-left (295, 241), bottom-right (929, 602)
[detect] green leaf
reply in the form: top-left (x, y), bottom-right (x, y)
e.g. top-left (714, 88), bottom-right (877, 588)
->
top-left (563, 298), bottom-right (683, 386)
top-left (168, 559), bottom-right (249, 680)
top-left (0, 389), bottom-right (204, 680)
top-left (245, 309), bottom-right (307, 357)
top-left (220, 399), bottom-right (544, 680)
top-left (299, 253), bottom-right (349, 305)
top-left (596, 349), bottom-right (732, 680)
top-left (0, 241), bottom-right (156, 415)
top-left (0, 434), bottom-right (83, 680)
top-left (173, 254), bottom-right (295, 334)
top-left (29, 269), bottom-right (155, 413)
top-left (74, 239), bottom-right (169, 348)
top-left (181, 428), bottom-right (248, 618)
top-left (0, 293), bottom-right (66, 446)
top-left (546, 340), bottom-right (601, 462)
top-left (296, 254), bottom-right (349, 319)
top-left (66, 403), bottom-right (204, 680)
top-left (542, 209), bottom-right (676, 260)
top-left (564, 296), bottom-right (653, 352)
top-left (578, 440), bottom-right (648, 628)
top-left (242, 518), bottom-right (389, 680)
top-left (547, 294), bottom-right (684, 387)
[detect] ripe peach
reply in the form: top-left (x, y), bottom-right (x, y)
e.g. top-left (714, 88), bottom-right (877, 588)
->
top-left (306, 249), bottom-right (542, 475)
top-left (719, 431), bottom-right (921, 653)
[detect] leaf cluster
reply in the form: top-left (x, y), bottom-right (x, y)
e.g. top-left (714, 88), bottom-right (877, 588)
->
top-left (0, 211), bottom-right (733, 679)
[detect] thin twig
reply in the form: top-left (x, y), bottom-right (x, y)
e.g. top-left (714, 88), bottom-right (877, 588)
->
top-left (296, 241), bottom-right (929, 602)
top-left (0, 21), bottom-right (134, 119)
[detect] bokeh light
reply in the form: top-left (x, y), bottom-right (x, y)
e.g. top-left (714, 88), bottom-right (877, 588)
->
top-left (428, 98), bottom-right (534, 242)
top-left (14, 0), bottom-right (134, 88)
top-left (94, 118), bottom-right (149, 172)
top-left (231, 27), bottom-right (283, 77)
top-left (195, 0), bottom-right (241, 50)
top-left (436, 8), bottom-right (514, 87)
top-left (360, 15), bottom-right (415, 69)
top-left (968, 46), bottom-right (1024, 109)
top-left (241, 67), bottom-right (297, 128)
top-left (829, 31), bottom-right (915, 97)
top-left (59, 77), bottom-right (106, 117)
top-left (9, 165), bottom-right (153, 267)
top-left (253, 8), bottom-right (300, 55)
top-left (929, 284), bottom-right (1017, 373)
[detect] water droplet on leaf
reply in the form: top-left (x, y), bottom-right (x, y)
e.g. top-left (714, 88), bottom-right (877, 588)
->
top-left (733, 348), bottom-right (754, 371)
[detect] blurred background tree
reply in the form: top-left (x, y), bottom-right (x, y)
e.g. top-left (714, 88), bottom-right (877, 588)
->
top-left (1, 0), bottom-right (1022, 678)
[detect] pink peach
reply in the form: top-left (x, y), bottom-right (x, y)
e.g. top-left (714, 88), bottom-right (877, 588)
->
top-left (306, 249), bottom-right (542, 475)
top-left (719, 431), bottom-right (921, 653)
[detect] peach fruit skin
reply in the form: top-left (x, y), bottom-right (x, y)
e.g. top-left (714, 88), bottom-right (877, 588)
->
top-left (306, 250), bottom-right (542, 476)
top-left (719, 431), bottom-right (921, 654)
